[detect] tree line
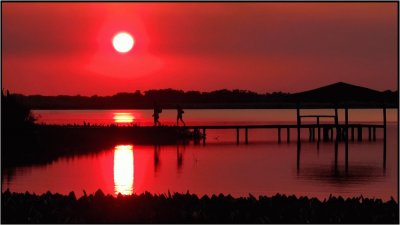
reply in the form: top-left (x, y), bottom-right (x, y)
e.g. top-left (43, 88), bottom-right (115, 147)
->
top-left (9, 89), bottom-right (291, 109)
top-left (4, 84), bottom-right (398, 109)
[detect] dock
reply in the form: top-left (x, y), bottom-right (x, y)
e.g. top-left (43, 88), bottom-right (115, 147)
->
top-left (154, 106), bottom-right (388, 177)
top-left (185, 107), bottom-right (388, 145)
top-left (183, 106), bottom-right (389, 172)
top-left (186, 124), bottom-right (384, 144)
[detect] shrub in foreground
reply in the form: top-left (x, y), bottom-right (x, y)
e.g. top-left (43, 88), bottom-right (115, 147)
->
top-left (2, 190), bottom-right (398, 223)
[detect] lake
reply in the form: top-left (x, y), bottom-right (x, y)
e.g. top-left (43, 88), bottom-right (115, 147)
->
top-left (2, 109), bottom-right (398, 201)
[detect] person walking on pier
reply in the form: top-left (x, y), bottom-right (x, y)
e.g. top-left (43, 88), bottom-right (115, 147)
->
top-left (153, 102), bottom-right (162, 126)
top-left (176, 104), bottom-right (186, 126)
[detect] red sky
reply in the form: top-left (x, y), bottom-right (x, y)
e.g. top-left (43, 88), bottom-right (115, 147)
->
top-left (2, 2), bottom-right (398, 96)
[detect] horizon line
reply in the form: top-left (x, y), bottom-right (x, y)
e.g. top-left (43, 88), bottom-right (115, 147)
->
top-left (3, 81), bottom-right (399, 97)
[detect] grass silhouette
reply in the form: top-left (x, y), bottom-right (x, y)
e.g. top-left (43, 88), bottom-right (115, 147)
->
top-left (2, 190), bottom-right (398, 223)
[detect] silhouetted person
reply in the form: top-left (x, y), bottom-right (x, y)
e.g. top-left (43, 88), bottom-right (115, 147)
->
top-left (152, 102), bottom-right (162, 126)
top-left (176, 104), bottom-right (186, 126)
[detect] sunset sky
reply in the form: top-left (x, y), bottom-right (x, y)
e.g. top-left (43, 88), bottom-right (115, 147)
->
top-left (2, 2), bottom-right (398, 96)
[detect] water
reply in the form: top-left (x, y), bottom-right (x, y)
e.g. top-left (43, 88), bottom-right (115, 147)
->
top-left (32, 109), bottom-right (398, 126)
top-left (2, 109), bottom-right (398, 201)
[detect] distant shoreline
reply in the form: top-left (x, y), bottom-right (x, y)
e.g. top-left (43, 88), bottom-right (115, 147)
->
top-left (27, 102), bottom-right (398, 110)
top-left (7, 82), bottom-right (398, 110)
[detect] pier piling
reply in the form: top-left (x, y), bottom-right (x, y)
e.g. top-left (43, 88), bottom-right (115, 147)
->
top-left (287, 128), bottom-right (290, 143)
top-left (245, 128), bottom-right (248, 144)
top-left (373, 127), bottom-right (376, 141)
top-left (186, 106), bottom-right (385, 145)
top-left (334, 107), bottom-right (339, 141)
top-left (312, 128), bottom-right (316, 142)
top-left (368, 127), bottom-right (372, 141)
top-left (278, 127), bottom-right (281, 144)
top-left (296, 139), bottom-right (301, 172)
top-left (236, 128), bottom-right (239, 145)
top-left (383, 107), bottom-right (387, 168)
top-left (296, 106), bottom-right (301, 142)
top-left (317, 117), bottom-right (320, 142)
top-left (337, 127), bottom-right (342, 142)
top-left (203, 128), bottom-right (206, 145)
top-left (357, 127), bottom-right (363, 142)
top-left (345, 108), bottom-right (349, 173)
top-left (323, 127), bottom-right (329, 141)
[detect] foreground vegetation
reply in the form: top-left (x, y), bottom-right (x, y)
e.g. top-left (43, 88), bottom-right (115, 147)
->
top-left (2, 190), bottom-right (398, 223)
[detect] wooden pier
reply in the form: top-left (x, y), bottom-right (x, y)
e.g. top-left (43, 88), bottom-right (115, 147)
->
top-left (154, 106), bottom-right (389, 174)
top-left (186, 107), bottom-right (389, 171)
top-left (186, 107), bottom-right (387, 145)
top-left (187, 123), bottom-right (384, 144)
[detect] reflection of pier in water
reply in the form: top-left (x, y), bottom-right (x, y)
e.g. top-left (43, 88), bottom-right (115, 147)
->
top-left (296, 108), bottom-right (388, 174)
top-left (296, 131), bottom-right (387, 182)
top-left (296, 163), bottom-right (385, 186)
top-left (119, 107), bottom-right (388, 190)
top-left (295, 141), bottom-right (388, 189)
top-left (185, 107), bottom-right (388, 173)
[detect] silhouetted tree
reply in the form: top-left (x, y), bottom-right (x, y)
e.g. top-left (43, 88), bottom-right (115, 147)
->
top-left (3, 82), bottom-right (397, 109)
top-left (2, 89), bottom-right (36, 130)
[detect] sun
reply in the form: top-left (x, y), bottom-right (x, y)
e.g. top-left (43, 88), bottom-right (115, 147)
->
top-left (112, 32), bottom-right (134, 53)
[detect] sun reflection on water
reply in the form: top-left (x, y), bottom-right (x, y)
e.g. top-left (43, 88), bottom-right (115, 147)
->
top-left (113, 145), bottom-right (134, 195)
top-left (113, 113), bottom-right (134, 123)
